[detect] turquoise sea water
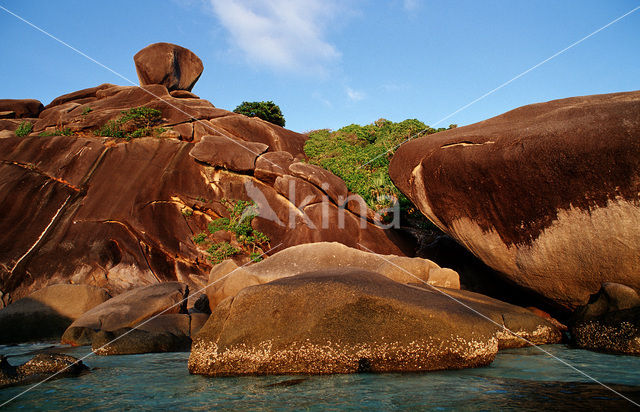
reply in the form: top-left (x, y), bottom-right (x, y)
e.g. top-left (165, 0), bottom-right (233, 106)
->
top-left (1, 344), bottom-right (639, 411)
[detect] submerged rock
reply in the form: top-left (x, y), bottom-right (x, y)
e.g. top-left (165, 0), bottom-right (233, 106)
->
top-left (390, 90), bottom-right (640, 310)
top-left (0, 353), bottom-right (88, 389)
top-left (189, 269), bottom-right (560, 376)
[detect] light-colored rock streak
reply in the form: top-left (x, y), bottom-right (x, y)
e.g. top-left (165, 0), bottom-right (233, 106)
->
top-left (10, 195), bottom-right (72, 274)
top-left (443, 199), bottom-right (640, 307)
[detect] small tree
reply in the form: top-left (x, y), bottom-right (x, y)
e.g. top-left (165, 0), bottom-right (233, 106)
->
top-left (233, 101), bottom-right (285, 127)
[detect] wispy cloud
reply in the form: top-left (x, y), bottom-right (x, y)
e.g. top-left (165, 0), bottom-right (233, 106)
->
top-left (402, 0), bottom-right (420, 12)
top-left (208, 0), bottom-right (341, 74)
top-left (346, 86), bottom-right (364, 102)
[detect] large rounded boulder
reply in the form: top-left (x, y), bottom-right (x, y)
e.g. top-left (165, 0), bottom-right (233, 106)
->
top-left (389, 91), bottom-right (640, 309)
top-left (189, 268), bottom-right (560, 376)
top-left (133, 42), bottom-right (204, 92)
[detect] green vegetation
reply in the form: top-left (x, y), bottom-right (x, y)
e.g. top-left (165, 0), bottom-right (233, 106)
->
top-left (15, 121), bottom-right (33, 137)
top-left (81, 107), bottom-right (93, 116)
top-left (304, 119), bottom-right (456, 222)
top-left (39, 127), bottom-right (74, 137)
top-left (194, 199), bottom-right (270, 264)
top-left (181, 207), bottom-right (194, 217)
top-left (233, 101), bottom-right (285, 127)
top-left (94, 106), bottom-right (163, 140)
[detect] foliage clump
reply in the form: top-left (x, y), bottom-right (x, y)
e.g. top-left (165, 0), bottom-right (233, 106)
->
top-left (193, 199), bottom-right (270, 264)
top-left (233, 101), bottom-right (285, 127)
top-left (39, 127), bottom-right (74, 137)
top-left (94, 106), bottom-right (163, 140)
top-left (15, 121), bottom-right (33, 137)
top-left (304, 119), bottom-right (456, 223)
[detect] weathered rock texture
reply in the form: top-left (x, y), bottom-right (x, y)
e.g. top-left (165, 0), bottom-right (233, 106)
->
top-left (389, 91), bottom-right (640, 310)
top-left (0, 284), bottom-right (110, 344)
top-left (0, 99), bottom-right (44, 118)
top-left (571, 283), bottom-right (640, 355)
top-left (189, 269), bottom-right (561, 376)
top-left (61, 282), bottom-right (188, 346)
top-left (0, 80), bottom-right (406, 301)
top-left (0, 353), bottom-right (89, 389)
top-left (206, 242), bottom-right (459, 309)
top-left (134, 42), bottom-right (204, 92)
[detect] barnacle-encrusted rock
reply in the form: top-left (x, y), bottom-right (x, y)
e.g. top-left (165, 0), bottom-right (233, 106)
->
top-left (189, 269), bottom-right (561, 375)
top-left (0, 353), bottom-right (88, 389)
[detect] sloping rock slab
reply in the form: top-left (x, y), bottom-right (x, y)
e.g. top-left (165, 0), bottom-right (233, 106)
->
top-left (189, 135), bottom-right (268, 172)
top-left (389, 90), bottom-right (640, 309)
top-left (206, 242), bottom-right (459, 309)
top-left (289, 162), bottom-right (348, 206)
top-left (61, 282), bottom-right (188, 346)
top-left (0, 99), bottom-right (44, 118)
top-left (189, 269), bottom-right (560, 376)
top-left (0, 353), bottom-right (89, 389)
top-left (0, 284), bottom-right (111, 344)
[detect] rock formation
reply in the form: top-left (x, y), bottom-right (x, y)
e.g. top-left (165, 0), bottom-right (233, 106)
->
top-left (0, 353), bottom-right (89, 389)
top-left (0, 284), bottom-right (111, 344)
top-left (205, 242), bottom-right (459, 309)
top-left (189, 269), bottom-right (561, 376)
top-left (0, 44), bottom-right (409, 302)
top-left (390, 91), bottom-right (640, 310)
top-left (134, 42), bottom-right (204, 92)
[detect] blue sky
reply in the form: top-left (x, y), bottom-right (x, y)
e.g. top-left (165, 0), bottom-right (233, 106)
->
top-left (1, 1), bottom-right (639, 133)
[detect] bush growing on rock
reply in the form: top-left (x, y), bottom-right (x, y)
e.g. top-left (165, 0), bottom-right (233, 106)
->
top-left (94, 106), bottom-right (164, 140)
top-left (304, 119), bottom-right (454, 222)
top-left (15, 121), bottom-right (33, 137)
top-left (233, 101), bottom-right (285, 127)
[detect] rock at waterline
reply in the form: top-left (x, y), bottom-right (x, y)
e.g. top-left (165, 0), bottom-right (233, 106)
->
top-left (390, 90), bottom-right (640, 310)
top-left (0, 353), bottom-right (88, 389)
top-left (189, 268), bottom-right (561, 376)
top-left (0, 284), bottom-right (111, 344)
top-left (61, 282), bottom-right (189, 347)
top-left (571, 283), bottom-right (640, 355)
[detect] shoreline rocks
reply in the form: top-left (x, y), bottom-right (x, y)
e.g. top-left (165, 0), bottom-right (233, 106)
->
top-left (0, 353), bottom-right (88, 389)
top-left (189, 269), bottom-right (560, 376)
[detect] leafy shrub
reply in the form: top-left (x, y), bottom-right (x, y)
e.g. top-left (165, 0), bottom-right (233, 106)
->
top-left (94, 106), bottom-right (163, 140)
top-left (15, 121), bottom-right (33, 137)
top-left (233, 101), bottom-right (285, 127)
top-left (304, 119), bottom-right (455, 222)
top-left (207, 242), bottom-right (240, 264)
top-left (39, 127), bottom-right (74, 137)
top-left (197, 199), bottom-right (270, 264)
top-left (81, 107), bottom-right (93, 116)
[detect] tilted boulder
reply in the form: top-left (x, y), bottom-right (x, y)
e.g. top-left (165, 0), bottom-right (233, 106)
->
top-left (205, 242), bottom-right (460, 309)
top-left (134, 42), bottom-right (204, 92)
top-left (389, 90), bottom-right (640, 309)
top-left (0, 284), bottom-right (111, 344)
top-left (189, 269), bottom-right (561, 376)
top-left (61, 282), bottom-right (188, 346)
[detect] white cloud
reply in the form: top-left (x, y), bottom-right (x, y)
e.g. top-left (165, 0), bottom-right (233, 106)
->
top-left (403, 0), bottom-right (420, 11)
top-left (346, 87), bottom-right (364, 102)
top-left (208, 0), bottom-right (341, 74)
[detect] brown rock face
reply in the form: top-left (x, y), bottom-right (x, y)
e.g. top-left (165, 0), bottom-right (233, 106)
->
top-left (389, 91), bottom-right (640, 309)
top-left (0, 99), bottom-right (44, 118)
top-left (134, 42), bottom-right (204, 92)
top-left (0, 82), bottom-right (408, 301)
top-left (189, 269), bottom-right (561, 376)
top-left (189, 135), bottom-right (268, 172)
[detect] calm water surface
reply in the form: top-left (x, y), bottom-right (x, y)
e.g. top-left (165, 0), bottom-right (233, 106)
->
top-left (1, 344), bottom-right (639, 411)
